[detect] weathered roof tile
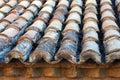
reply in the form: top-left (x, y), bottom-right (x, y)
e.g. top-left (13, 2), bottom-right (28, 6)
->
top-left (80, 41), bottom-right (101, 63)
top-left (66, 12), bottom-right (81, 24)
top-left (0, 0), bottom-right (118, 64)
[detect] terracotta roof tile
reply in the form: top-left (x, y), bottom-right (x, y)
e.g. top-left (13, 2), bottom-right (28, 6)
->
top-left (83, 12), bottom-right (98, 22)
top-left (0, 0), bottom-right (18, 20)
top-left (84, 5), bottom-right (98, 14)
top-left (101, 4), bottom-right (114, 14)
top-left (0, 0), bottom-right (7, 8)
top-left (0, 0), bottom-right (118, 65)
top-left (102, 0), bottom-right (120, 63)
top-left (101, 11), bottom-right (116, 21)
top-left (104, 29), bottom-right (120, 41)
top-left (66, 12), bottom-right (81, 24)
top-left (27, 19), bottom-right (46, 32)
top-left (100, 0), bottom-right (112, 5)
top-left (62, 31), bottom-right (79, 44)
top-left (55, 40), bottom-right (78, 63)
top-left (57, 0), bottom-right (69, 8)
top-left (82, 30), bottom-right (99, 43)
top-left (69, 6), bottom-right (82, 15)
top-left (102, 19), bottom-right (119, 32)
top-left (46, 19), bottom-right (62, 32)
top-left (83, 21), bottom-right (99, 33)
top-left (70, 0), bottom-right (83, 8)
top-left (80, 41), bottom-right (101, 63)
top-left (85, 0), bottom-right (97, 7)
top-left (2, 28), bottom-right (19, 38)
top-left (0, 0), bottom-right (30, 32)
top-left (63, 21), bottom-right (80, 33)
top-left (18, 0), bottom-right (30, 8)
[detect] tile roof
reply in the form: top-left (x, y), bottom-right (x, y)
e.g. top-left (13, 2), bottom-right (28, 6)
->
top-left (0, 0), bottom-right (119, 64)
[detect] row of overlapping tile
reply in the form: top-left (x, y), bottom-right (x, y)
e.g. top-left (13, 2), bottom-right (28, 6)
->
top-left (0, 0), bottom-right (30, 32)
top-left (104, 0), bottom-right (120, 63)
top-left (0, 0), bottom-right (8, 8)
top-left (0, 0), bottom-right (119, 64)
top-left (0, 0), bottom-right (44, 63)
top-left (5, 0), bottom-right (57, 63)
top-left (0, 0), bottom-right (18, 20)
top-left (80, 0), bottom-right (101, 64)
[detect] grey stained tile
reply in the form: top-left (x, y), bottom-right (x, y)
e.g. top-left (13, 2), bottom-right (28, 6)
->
top-left (0, 0), bottom-right (118, 64)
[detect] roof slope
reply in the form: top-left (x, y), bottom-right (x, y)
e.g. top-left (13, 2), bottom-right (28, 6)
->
top-left (0, 0), bottom-right (119, 64)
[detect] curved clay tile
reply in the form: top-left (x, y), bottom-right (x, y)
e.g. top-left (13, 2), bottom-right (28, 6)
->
top-left (100, 0), bottom-right (112, 6)
top-left (106, 39), bottom-right (120, 63)
top-left (66, 12), bottom-right (81, 24)
top-left (0, 34), bottom-right (10, 51)
top-left (84, 5), bottom-right (97, 14)
top-left (53, 11), bottom-right (65, 23)
top-left (80, 41), bottom-right (101, 63)
top-left (27, 19), bottom-right (46, 33)
top-left (0, 0), bottom-right (5, 8)
top-left (101, 4), bottom-right (114, 14)
top-left (55, 6), bottom-right (68, 15)
top-left (40, 6), bottom-right (54, 14)
top-left (38, 12), bottom-right (50, 23)
top-left (57, 0), bottom-right (69, 8)
top-left (70, 0), bottom-right (83, 8)
top-left (6, 0), bottom-right (18, 7)
top-left (85, 0), bottom-right (97, 7)
top-left (37, 0), bottom-right (57, 23)
top-left (44, 0), bottom-right (56, 7)
top-left (83, 21), bottom-right (99, 33)
top-left (102, 19), bottom-right (119, 32)
top-left (63, 21), bottom-right (80, 33)
top-left (82, 1), bottom-right (100, 65)
top-left (69, 6), bottom-right (82, 16)
top-left (27, 5), bottom-right (38, 15)
top-left (4, 12), bottom-right (18, 23)
top-left (82, 30), bottom-right (99, 43)
top-left (45, 19), bottom-right (62, 32)
top-left (3, 7), bottom-right (38, 42)
top-left (104, 38), bottom-right (120, 55)
top-left (12, 17), bottom-right (27, 29)
top-left (11, 6), bottom-right (23, 14)
top-left (0, 0), bottom-right (18, 20)
top-left (42, 30), bottom-right (60, 44)
top-left (0, 20), bottom-right (10, 32)
top-left (104, 29), bottom-right (120, 41)
top-left (101, 11), bottom-right (116, 22)
top-left (54, 5), bottom-right (80, 63)
top-left (29, 39), bottom-right (56, 63)
top-left (106, 50), bottom-right (120, 63)
top-left (83, 12), bottom-right (98, 23)
top-left (4, 0), bottom-right (45, 63)
top-left (0, 5), bottom-right (11, 13)
top-left (2, 28), bottom-right (19, 38)
top-left (31, 0), bottom-right (43, 8)
top-left (62, 31), bottom-right (79, 44)
top-left (5, 39), bottom-right (33, 63)
top-left (55, 40), bottom-right (78, 63)
top-left (21, 10), bottom-right (34, 21)
top-left (29, 0), bottom-right (68, 63)
top-left (18, 30), bottom-right (40, 43)
top-left (5, 24), bottom-right (19, 31)
top-left (19, 0), bottom-right (30, 8)
top-left (5, 0), bottom-right (30, 22)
